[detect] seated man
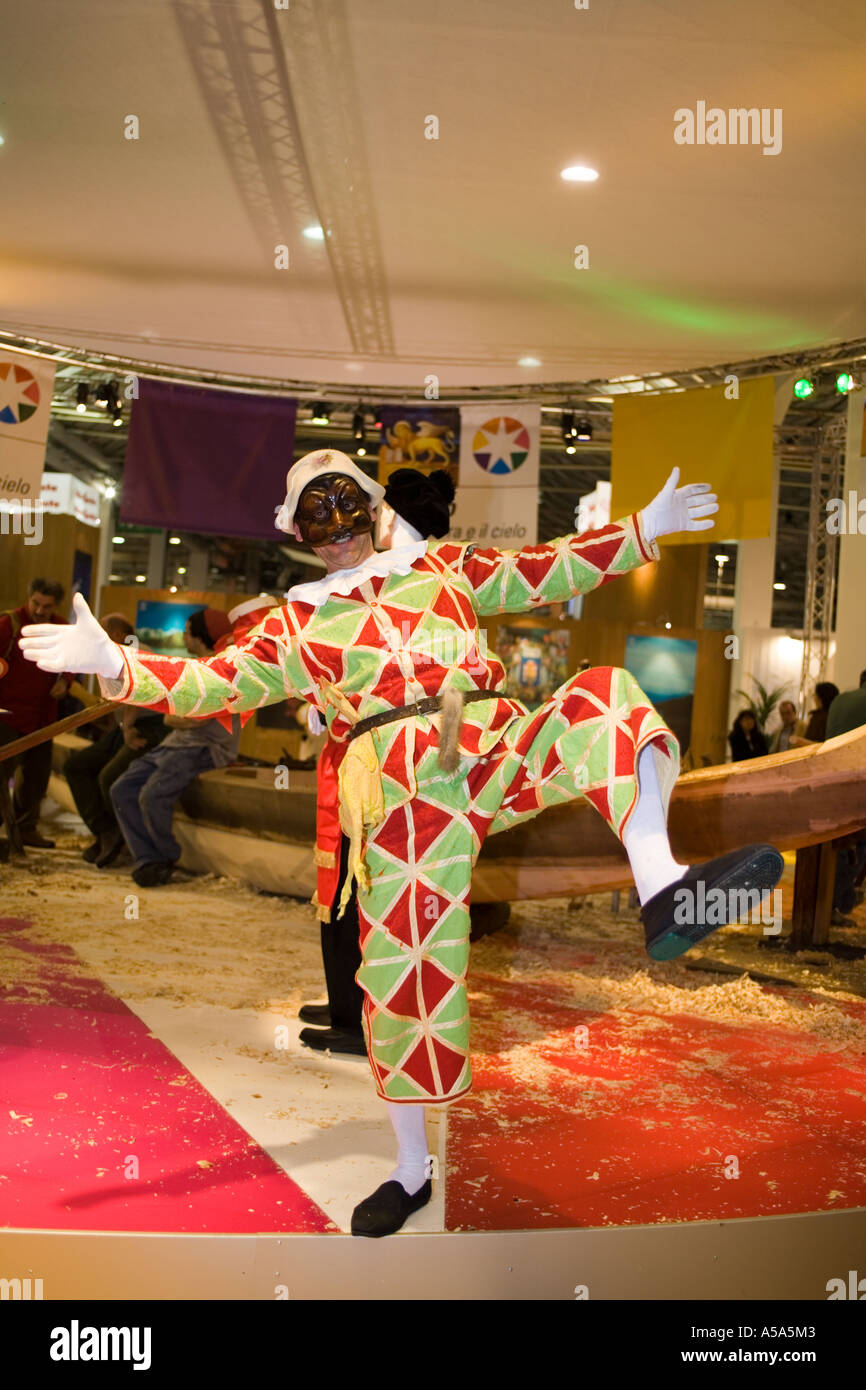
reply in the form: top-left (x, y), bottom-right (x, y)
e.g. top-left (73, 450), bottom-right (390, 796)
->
top-left (109, 608), bottom-right (238, 887)
top-left (0, 578), bottom-right (72, 849)
top-left (64, 613), bottom-right (168, 867)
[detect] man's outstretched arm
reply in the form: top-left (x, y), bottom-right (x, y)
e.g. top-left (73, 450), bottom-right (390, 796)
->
top-left (20, 594), bottom-right (307, 718)
top-left (448, 467), bottom-right (717, 617)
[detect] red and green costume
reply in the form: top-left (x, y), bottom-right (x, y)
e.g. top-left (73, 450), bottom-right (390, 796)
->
top-left (100, 514), bottom-right (678, 1104)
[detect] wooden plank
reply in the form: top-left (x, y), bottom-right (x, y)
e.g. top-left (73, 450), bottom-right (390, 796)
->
top-left (791, 842), bottom-right (837, 950)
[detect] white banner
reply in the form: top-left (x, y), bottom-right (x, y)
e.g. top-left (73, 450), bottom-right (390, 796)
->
top-left (0, 472), bottom-right (101, 526)
top-left (447, 485), bottom-right (537, 546)
top-left (0, 349), bottom-right (56, 501)
top-left (454, 404), bottom-right (539, 545)
top-left (458, 405), bottom-right (540, 489)
top-left (577, 480), bottom-right (611, 533)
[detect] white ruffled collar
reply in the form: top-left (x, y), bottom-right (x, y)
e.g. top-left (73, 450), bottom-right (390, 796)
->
top-left (285, 530), bottom-right (429, 605)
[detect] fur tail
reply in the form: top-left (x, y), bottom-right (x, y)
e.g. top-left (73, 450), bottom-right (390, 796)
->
top-left (437, 687), bottom-right (464, 773)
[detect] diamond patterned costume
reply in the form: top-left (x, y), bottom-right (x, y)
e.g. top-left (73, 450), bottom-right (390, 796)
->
top-left (101, 512), bottom-right (679, 1103)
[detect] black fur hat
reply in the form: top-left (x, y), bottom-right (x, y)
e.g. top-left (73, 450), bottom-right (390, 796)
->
top-left (383, 467), bottom-right (455, 539)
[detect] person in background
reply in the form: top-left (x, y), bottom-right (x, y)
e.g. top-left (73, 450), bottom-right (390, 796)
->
top-left (109, 608), bottom-right (238, 887)
top-left (769, 699), bottom-right (807, 753)
top-left (803, 682), bottom-right (840, 743)
top-left (298, 467), bottom-right (455, 1058)
top-left (825, 670), bottom-right (866, 742)
top-left (728, 709), bottom-right (768, 761)
top-left (826, 669), bottom-right (866, 925)
top-left (0, 578), bottom-right (73, 848)
top-left (64, 613), bottom-right (168, 867)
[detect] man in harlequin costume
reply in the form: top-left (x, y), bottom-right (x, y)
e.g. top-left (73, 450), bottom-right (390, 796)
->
top-left (21, 447), bottom-right (783, 1238)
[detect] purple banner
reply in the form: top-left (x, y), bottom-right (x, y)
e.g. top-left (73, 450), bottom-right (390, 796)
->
top-left (122, 380), bottom-right (297, 541)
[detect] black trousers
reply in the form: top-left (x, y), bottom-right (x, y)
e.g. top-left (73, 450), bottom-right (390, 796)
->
top-left (65, 720), bottom-right (166, 837)
top-left (0, 721), bottom-right (53, 834)
top-left (321, 832), bottom-right (364, 1032)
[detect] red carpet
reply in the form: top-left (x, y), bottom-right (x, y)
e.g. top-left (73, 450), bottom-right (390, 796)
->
top-left (0, 919), bottom-right (336, 1233)
top-left (446, 965), bottom-right (866, 1231)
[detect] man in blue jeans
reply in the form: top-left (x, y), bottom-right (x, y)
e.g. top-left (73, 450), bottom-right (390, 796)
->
top-left (110, 608), bottom-right (239, 887)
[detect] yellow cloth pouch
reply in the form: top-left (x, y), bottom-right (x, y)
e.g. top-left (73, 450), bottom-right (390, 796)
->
top-left (336, 729), bottom-right (386, 916)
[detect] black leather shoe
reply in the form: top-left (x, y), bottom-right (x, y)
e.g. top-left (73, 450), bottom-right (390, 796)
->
top-left (82, 838), bottom-right (103, 863)
top-left (351, 1179), bottom-right (432, 1238)
top-left (95, 828), bottom-right (126, 868)
top-left (299, 1003), bottom-right (332, 1026)
top-left (643, 843), bottom-right (784, 961)
top-left (21, 830), bottom-right (55, 849)
top-left (299, 1026), bottom-right (367, 1056)
top-left (132, 860), bottom-right (175, 888)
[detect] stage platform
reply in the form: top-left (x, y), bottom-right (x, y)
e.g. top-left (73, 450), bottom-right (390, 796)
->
top-left (2, 840), bottom-right (865, 1299)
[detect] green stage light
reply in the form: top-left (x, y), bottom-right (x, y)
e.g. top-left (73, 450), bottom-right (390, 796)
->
top-left (793, 377), bottom-right (814, 399)
top-left (836, 372), bottom-right (854, 393)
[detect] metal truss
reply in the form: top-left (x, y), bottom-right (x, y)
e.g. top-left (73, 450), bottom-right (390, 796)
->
top-left (800, 416), bottom-right (845, 703)
top-left (281, 0), bottom-right (394, 357)
top-left (170, 0), bottom-right (394, 357)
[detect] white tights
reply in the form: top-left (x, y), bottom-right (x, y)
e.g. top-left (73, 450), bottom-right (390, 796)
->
top-left (621, 742), bottom-right (687, 904)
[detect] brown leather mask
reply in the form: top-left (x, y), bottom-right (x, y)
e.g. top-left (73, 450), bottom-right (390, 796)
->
top-left (294, 473), bottom-right (374, 547)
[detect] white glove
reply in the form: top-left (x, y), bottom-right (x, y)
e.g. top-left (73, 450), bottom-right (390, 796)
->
top-left (20, 592), bottom-right (124, 679)
top-left (641, 467), bottom-right (719, 544)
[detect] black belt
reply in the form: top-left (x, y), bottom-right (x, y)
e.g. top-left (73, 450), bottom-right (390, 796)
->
top-left (346, 689), bottom-right (503, 743)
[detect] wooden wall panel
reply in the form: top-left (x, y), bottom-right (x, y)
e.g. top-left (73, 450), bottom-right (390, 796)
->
top-left (581, 542), bottom-right (707, 629)
top-left (0, 515), bottom-right (100, 613)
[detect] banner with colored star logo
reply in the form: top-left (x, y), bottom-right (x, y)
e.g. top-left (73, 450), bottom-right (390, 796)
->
top-left (452, 405), bottom-right (540, 545)
top-left (0, 349), bottom-right (56, 504)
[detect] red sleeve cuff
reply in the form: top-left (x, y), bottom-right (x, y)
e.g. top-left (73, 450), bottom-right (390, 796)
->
top-left (632, 511), bottom-right (660, 564)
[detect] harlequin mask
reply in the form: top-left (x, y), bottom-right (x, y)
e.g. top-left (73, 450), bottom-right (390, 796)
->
top-left (294, 473), bottom-right (375, 547)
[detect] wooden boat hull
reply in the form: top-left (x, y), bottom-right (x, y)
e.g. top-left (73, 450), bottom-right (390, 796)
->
top-left (474, 726), bottom-right (866, 900)
top-left (50, 726), bottom-right (866, 904)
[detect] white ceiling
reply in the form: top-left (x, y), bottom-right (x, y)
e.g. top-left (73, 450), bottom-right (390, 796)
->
top-left (2, 0), bottom-right (866, 387)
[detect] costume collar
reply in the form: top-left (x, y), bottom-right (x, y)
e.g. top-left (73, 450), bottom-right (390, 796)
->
top-left (285, 535), bottom-right (429, 605)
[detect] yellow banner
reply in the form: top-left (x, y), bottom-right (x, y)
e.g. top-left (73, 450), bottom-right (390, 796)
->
top-left (611, 375), bottom-right (775, 543)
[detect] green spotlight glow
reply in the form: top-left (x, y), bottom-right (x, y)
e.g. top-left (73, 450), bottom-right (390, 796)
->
top-left (793, 377), bottom-right (814, 399)
top-left (836, 372), bottom-right (854, 393)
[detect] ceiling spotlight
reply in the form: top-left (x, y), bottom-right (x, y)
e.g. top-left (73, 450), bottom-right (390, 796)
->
top-left (561, 410), bottom-right (579, 452)
top-left (352, 409), bottom-right (366, 455)
top-left (835, 372), bottom-right (855, 393)
top-left (95, 381), bottom-right (118, 410)
top-left (102, 482), bottom-right (117, 499)
top-left (575, 417), bottom-right (593, 442)
top-left (135, 574), bottom-right (146, 583)
top-left (793, 377), bottom-right (814, 399)
top-left (169, 535), bottom-right (181, 545)
top-left (519, 356), bottom-right (541, 368)
top-left (560, 165), bottom-right (599, 182)
top-left (773, 581), bottom-right (786, 591)
top-left (714, 553), bottom-right (729, 565)
top-left (169, 585), bottom-right (178, 593)
top-left (112, 535), bottom-right (125, 545)
top-left (310, 401), bottom-right (330, 425)
top-left (664, 621), bottom-right (672, 630)
top-left (302, 225), bottom-right (325, 241)
top-left (177, 566), bottom-right (187, 575)
top-left (75, 383), bottom-right (88, 413)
